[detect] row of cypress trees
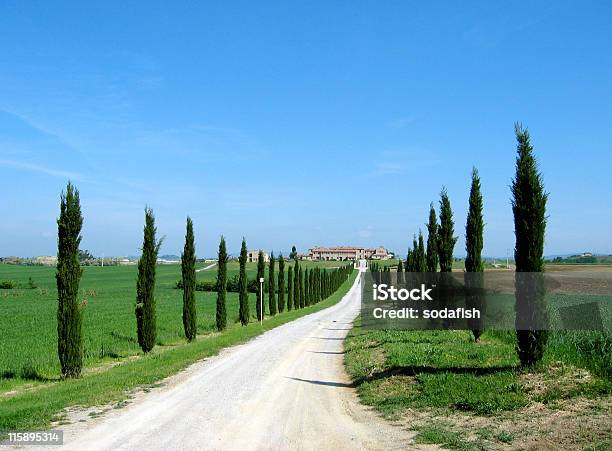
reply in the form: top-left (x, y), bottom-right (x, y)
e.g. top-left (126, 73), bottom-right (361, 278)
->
top-left (232, 246), bottom-right (353, 325)
top-left (396, 124), bottom-right (547, 366)
top-left (55, 195), bottom-right (166, 377)
top-left (55, 188), bottom-right (353, 378)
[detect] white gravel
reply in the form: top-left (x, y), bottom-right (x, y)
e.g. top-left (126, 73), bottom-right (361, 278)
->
top-left (49, 269), bottom-right (411, 450)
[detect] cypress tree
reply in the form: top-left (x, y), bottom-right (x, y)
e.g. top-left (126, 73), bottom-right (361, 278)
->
top-left (256, 250), bottom-right (265, 321)
top-left (321, 270), bottom-right (327, 299)
top-left (465, 168), bottom-right (484, 273)
top-left (315, 268), bottom-right (321, 303)
top-left (269, 252), bottom-right (277, 315)
top-left (293, 260), bottom-right (300, 308)
top-left (512, 124), bottom-right (548, 366)
top-left (290, 245), bottom-right (297, 260)
top-left (417, 230), bottom-right (427, 272)
top-left (135, 207), bottom-right (162, 353)
top-left (310, 269), bottom-right (315, 304)
top-left (311, 268), bottom-right (316, 304)
top-left (181, 217), bottom-right (197, 341)
top-left (304, 268), bottom-right (310, 306)
top-left (396, 259), bottom-right (405, 285)
top-left (309, 269), bottom-right (314, 304)
top-left (426, 203), bottom-right (439, 272)
top-left (56, 182), bottom-right (84, 378)
top-left (438, 188), bottom-right (457, 272)
top-left (278, 255), bottom-right (285, 312)
top-left (287, 265), bottom-right (294, 311)
top-left (408, 236), bottom-right (419, 272)
top-left (299, 267), bottom-right (304, 308)
top-left (216, 236), bottom-right (228, 331)
top-left (238, 238), bottom-right (249, 325)
top-left (465, 168), bottom-right (485, 342)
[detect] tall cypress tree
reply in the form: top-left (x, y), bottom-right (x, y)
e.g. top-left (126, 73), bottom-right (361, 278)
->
top-left (512, 124), bottom-right (548, 366)
top-left (308, 269), bottom-right (313, 305)
top-left (396, 259), bottom-right (405, 285)
top-left (405, 249), bottom-right (412, 272)
top-left (304, 268), bottom-right (310, 306)
top-left (269, 252), bottom-right (277, 315)
top-left (136, 207), bottom-right (162, 353)
top-left (56, 182), bottom-right (84, 378)
top-left (256, 250), bottom-right (265, 321)
top-left (238, 238), bottom-right (249, 325)
top-left (323, 269), bottom-right (328, 300)
top-left (426, 203), bottom-right (439, 272)
top-left (216, 236), bottom-right (227, 331)
top-left (278, 255), bottom-right (285, 312)
top-left (408, 235), bottom-right (419, 271)
top-left (293, 260), bottom-right (300, 308)
top-left (181, 217), bottom-right (197, 341)
top-left (438, 188), bottom-right (457, 272)
top-left (287, 265), bottom-right (294, 311)
top-left (299, 267), bottom-right (304, 308)
top-left (417, 230), bottom-right (427, 272)
top-left (315, 268), bottom-right (321, 303)
top-left (465, 168), bottom-right (485, 341)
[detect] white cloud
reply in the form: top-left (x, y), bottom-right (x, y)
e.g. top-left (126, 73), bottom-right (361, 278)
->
top-left (0, 158), bottom-right (84, 181)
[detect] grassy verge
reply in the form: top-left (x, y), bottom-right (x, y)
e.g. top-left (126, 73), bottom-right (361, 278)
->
top-left (0, 271), bottom-right (357, 432)
top-left (344, 320), bottom-right (611, 450)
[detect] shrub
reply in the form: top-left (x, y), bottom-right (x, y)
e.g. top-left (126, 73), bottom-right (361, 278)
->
top-left (0, 280), bottom-right (16, 289)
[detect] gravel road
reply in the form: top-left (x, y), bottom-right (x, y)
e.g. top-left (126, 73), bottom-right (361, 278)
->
top-left (54, 269), bottom-right (409, 450)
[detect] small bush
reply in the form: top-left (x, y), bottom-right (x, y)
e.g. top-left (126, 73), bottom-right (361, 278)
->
top-left (0, 280), bottom-right (16, 289)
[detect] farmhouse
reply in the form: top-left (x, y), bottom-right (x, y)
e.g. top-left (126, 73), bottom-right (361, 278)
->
top-left (34, 255), bottom-right (58, 266)
top-left (246, 250), bottom-right (270, 263)
top-left (308, 246), bottom-right (392, 261)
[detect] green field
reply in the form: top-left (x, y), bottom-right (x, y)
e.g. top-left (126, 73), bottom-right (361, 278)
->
top-left (0, 261), bottom-right (348, 389)
top-left (344, 324), bottom-right (612, 449)
top-left (0, 263), bottom-right (357, 431)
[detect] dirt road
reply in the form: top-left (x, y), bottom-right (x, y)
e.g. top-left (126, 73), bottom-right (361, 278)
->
top-left (55, 269), bottom-right (409, 450)
top-left (195, 262), bottom-right (217, 272)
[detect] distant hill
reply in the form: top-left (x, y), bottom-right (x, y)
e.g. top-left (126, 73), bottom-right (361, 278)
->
top-left (547, 254), bottom-right (612, 264)
top-left (159, 254), bottom-right (180, 261)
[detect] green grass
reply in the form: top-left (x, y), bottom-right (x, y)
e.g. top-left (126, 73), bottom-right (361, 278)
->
top-left (413, 424), bottom-right (475, 450)
top-left (0, 264), bottom-right (234, 381)
top-left (345, 324), bottom-right (611, 417)
top-left (344, 327), bottom-right (526, 417)
top-left (344, 320), bottom-right (612, 448)
top-left (0, 263), bottom-right (356, 432)
top-left (0, 261), bottom-right (345, 381)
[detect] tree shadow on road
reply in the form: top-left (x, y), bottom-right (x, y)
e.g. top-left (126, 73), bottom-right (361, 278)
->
top-left (354, 365), bottom-right (518, 385)
top-left (286, 376), bottom-right (355, 388)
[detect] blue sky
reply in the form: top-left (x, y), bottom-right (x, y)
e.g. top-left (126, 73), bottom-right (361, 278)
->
top-left (1, 1), bottom-right (610, 258)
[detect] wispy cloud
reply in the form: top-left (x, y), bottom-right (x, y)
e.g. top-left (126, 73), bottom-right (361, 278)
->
top-left (0, 108), bottom-right (87, 157)
top-left (0, 159), bottom-right (84, 181)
